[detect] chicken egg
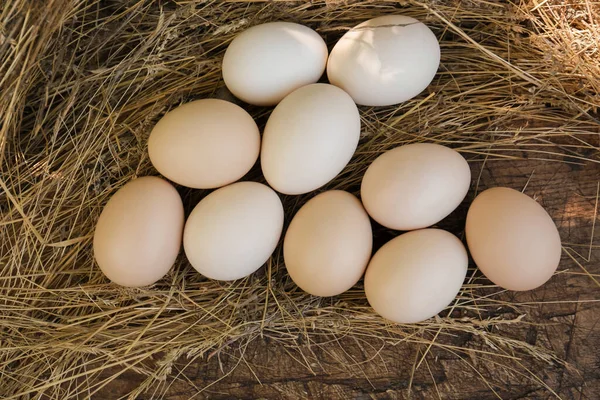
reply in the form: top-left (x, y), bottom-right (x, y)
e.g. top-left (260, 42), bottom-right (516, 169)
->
top-left (148, 99), bottom-right (260, 189)
top-left (327, 15), bottom-right (440, 106)
top-left (361, 143), bottom-right (471, 231)
top-left (465, 187), bottom-right (562, 291)
top-left (183, 182), bottom-right (284, 281)
top-left (93, 176), bottom-right (184, 287)
top-left (283, 190), bottom-right (372, 297)
top-left (261, 84), bottom-right (361, 195)
top-left (222, 22), bottom-right (328, 106)
top-left (364, 229), bottom-right (468, 324)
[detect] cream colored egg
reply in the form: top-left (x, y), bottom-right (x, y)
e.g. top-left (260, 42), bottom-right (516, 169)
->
top-left (361, 143), bottom-right (471, 230)
top-left (327, 15), bottom-right (440, 106)
top-left (261, 84), bottom-right (361, 195)
top-left (183, 182), bottom-right (284, 281)
top-left (284, 191), bottom-right (372, 297)
top-left (222, 22), bottom-right (328, 106)
top-left (364, 229), bottom-right (467, 324)
top-left (148, 99), bottom-right (260, 189)
top-left (465, 187), bottom-right (562, 291)
top-left (93, 176), bottom-right (184, 287)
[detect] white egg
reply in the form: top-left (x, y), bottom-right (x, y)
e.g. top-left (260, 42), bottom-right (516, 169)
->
top-left (183, 182), bottom-right (284, 281)
top-left (327, 15), bottom-right (440, 106)
top-left (222, 22), bottom-right (328, 106)
top-left (261, 84), bottom-right (361, 195)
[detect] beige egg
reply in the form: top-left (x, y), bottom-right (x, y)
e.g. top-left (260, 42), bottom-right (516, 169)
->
top-left (465, 187), bottom-right (562, 291)
top-left (361, 143), bottom-right (471, 230)
top-left (148, 99), bottom-right (260, 189)
top-left (183, 182), bottom-right (284, 281)
top-left (364, 229), bottom-right (468, 324)
top-left (93, 176), bottom-right (184, 287)
top-left (283, 191), bottom-right (372, 297)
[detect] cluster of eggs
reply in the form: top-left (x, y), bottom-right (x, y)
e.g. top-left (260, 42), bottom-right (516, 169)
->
top-left (93, 16), bottom-right (562, 324)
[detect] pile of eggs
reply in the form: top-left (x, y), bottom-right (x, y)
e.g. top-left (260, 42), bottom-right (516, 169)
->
top-left (93, 17), bottom-right (562, 324)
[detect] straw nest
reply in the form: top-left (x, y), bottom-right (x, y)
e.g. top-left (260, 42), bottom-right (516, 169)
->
top-left (1, 0), bottom-right (599, 398)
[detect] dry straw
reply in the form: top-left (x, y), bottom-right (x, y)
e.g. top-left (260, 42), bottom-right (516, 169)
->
top-left (1, 0), bottom-right (599, 398)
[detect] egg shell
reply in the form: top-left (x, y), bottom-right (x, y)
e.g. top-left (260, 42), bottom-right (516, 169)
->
top-left (465, 187), bottom-right (562, 291)
top-left (261, 84), bottom-right (361, 195)
top-left (222, 22), bottom-right (328, 106)
top-left (364, 229), bottom-right (468, 324)
top-left (183, 181), bottom-right (284, 281)
top-left (148, 99), bottom-right (260, 189)
top-left (283, 190), bottom-right (372, 297)
top-left (327, 15), bottom-right (440, 106)
top-left (93, 176), bottom-right (184, 287)
top-left (361, 143), bottom-right (471, 231)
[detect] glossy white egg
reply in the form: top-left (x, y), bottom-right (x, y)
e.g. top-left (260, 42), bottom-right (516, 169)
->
top-left (261, 84), bottom-right (361, 195)
top-left (327, 15), bottom-right (440, 106)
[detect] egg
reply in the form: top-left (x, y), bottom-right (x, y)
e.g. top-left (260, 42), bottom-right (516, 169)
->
top-left (327, 15), bottom-right (440, 106)
top-left (183, 182), bottom-right (284, 281)
top-left (93, 176), bottom-right (184, 287)
top-left (148, 99), bottom-right (260, 189)
top-left (465, 187), bottom-right (562, 291)
top-left (364, 229), bottom-right (468, 324)
top-left (283, 191), bottom-right (372, 297)
top-left (261, 84), bottom-right (361, 195)
top-left (222, 22), bottom-right (328, 106)
top-left (361, 143), bottom-right (471, 231)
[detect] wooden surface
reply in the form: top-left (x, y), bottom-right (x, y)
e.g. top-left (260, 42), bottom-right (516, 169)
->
top-left (100, 158), bottom-right (600, 399)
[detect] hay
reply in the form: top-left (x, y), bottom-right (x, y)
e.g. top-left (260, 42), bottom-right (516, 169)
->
top-left (1, 0), bottom-right (599, 398)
